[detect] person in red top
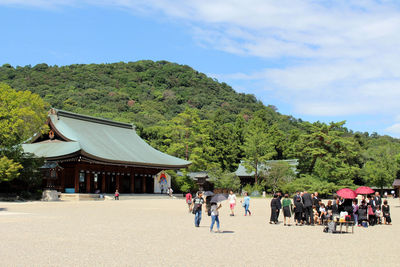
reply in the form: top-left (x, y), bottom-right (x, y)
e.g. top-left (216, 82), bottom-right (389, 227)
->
top-left (185, 192), bottom-right (193, 212)
top-left (114, 190), bottom-right (119, 200)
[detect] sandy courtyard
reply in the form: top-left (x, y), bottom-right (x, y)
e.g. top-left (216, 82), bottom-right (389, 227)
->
top-left (1, 197), bottom-right (399, 266)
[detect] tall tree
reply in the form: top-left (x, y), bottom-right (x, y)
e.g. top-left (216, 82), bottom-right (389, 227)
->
top-left (242, 117), bottom-right (276, 184)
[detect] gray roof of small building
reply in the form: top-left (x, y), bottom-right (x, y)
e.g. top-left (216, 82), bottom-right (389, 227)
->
top-left (392, 179), bottom-right (400, 187)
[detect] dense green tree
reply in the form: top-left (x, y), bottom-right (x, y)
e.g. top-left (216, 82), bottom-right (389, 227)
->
top-left (0, 83), bottom-right (48, 182)
top-left (361, 144), bottom-right (400, 189)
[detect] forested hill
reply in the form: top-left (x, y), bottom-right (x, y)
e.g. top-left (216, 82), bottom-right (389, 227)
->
top-left (0, 61), bottom-right (288, 127)
top-left (1, 61), bottom-right (399, 193)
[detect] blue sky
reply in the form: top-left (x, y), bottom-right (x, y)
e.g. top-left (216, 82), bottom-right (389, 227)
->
top-left (1, 0), bottom-right (400, 137)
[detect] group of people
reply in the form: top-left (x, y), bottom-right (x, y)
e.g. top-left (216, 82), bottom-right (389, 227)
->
top-left (185, 189), bottom-right (393, 232)
top-left (270, 191), bottom-right (392, 227)
top-left (185, 190), bottom-right (252, 232)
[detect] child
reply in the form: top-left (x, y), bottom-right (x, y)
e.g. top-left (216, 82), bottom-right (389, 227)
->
top-left (294, 198), bottom-right (303, 226)
top-left (313, 206), bottom-right (319, 225)
top-left (319, 203), bottom-right (327, 225)
top-left (382, 200), bottom-right (392, 225)
top-left (375, 206), bottom-right (382, 224)
top-left (114, 189), bottom-right (119, 200)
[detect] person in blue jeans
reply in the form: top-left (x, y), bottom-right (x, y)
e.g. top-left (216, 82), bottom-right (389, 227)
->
top-left (191, 192), bottom-right (205, 227)
top-left (210, 202), bottom-right (222, 232)
top-left (241, 192), bottom-right (252, 216)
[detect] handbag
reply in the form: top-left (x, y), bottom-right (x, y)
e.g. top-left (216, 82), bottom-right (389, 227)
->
top-left (368, 206), bottom-right (374, 215)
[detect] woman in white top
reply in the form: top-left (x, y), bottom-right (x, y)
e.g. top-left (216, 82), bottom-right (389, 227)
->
top-left (228, 191), bottom-right (236, 216)
top-left (210, 202), bottom-right (222, 232)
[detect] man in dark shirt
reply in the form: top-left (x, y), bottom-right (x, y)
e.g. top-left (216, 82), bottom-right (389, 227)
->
top-left (374, 192), bottom-right (382, 209)
top-left (302, 191), bottom-right (314, 225)
top-left (313, 192), bottom-right (321, 214)
top-left (191, 192), bottom-right (205, 227)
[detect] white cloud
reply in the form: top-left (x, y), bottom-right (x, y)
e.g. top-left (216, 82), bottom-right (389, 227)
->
top-left (385, 123), bottom-right (400, 136)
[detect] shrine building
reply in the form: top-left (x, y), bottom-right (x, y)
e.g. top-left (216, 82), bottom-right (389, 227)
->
top-left (22, 109), bottom-right (191, 194)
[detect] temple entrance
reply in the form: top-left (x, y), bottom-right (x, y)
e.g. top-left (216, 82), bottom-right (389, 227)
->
top-left (79, 172), bottom-right (86, 193)
top-left (93, 173), bottom-right (102, 193)
top-left (134, 175), bottom-right (142, 193)
top-left (120, 175), bottom-right (130, 193)
top-left (105, 173), bottom-right (116, 193)
top-left (146, 177), bottom-right (154, 193)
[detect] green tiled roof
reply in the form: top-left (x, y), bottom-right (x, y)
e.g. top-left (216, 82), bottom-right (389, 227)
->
top-left (23, 141), bottom-right (80, 158)
top-left (24, 109), bottom-right (191, 169)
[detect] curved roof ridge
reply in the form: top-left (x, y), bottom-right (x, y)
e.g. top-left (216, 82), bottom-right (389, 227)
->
top-left (53, 109), bottom-right (134, 129)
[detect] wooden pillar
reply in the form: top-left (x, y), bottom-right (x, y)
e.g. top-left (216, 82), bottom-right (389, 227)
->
top-left (86, 172), bottom-right (91, 193)
top-left (60, 169), bottom-right (65, 193)
top-left (142, 176), bottom-right (146, 193)
top-left (101, 173), bottom-right (106, 193)
top-left (130, 172), bottom-right (135, 193)
top-left (116, 173), bottom-right (120, 191)
top-left (74, 167), bottom-right (79, 193)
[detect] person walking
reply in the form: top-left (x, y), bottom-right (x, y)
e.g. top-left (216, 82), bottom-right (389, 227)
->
top-left (282, 194), bottom-right (292, 226)
top-left (276, 192), bottom-right (282, 221)
top-left (228, 190), bottom-right (237, 216)
top-left (168, 187), bottom-right (173, 197)
top-left (302, 191), bottom-right (314, 225)
top-left (270, 194), bottom-right (280, 224)
top-left (210, 202), bottom-right (222, 233)
top-left (242, 192), bottom-right (251, 216)
top-left (191, 192), bottom-right (205, 227)
top-left (185, 192), bottom-right (193, 212)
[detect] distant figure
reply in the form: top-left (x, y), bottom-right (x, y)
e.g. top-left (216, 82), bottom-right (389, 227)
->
top-left (302, 191), bottom-right (314, 225)
top-left (276, 192), bottom-right (282, 221)
top-left (242, 192), bottom-right (251, 216)
top-left (191, 192), bottom-right (205, 227)
top-left (185, 192), bottom-right (193, 212)
top-left (358, 200), bottom-right (368, 225)
top-left (384, 192), bottom-right (388, 198)
top-left (375, 206), bottom-right (382, 224)
top-left (210, 202), bottom-right (222, 233)
top-left (114, 190), bottom-right (119, 200)
top-left (374, 192), bottom-right (382, 210)
top-left (319, 203), bottom-right (327, 225)
top-left (294, 198), bottom-right (304, 226)
top-left (228, 191), bottom-right (237, 216)
top-left (352, 199), bottom-right (359, 226)
top-left (313, 192), bottom-right (320, 215)
top-left (382, 200), bottom-right (392, 225)
top-left (282, 193), bottom-right (292, 226)
top-left (168, 187), bottom-right (173, 197)
top-left (270, 194), bottom-right (280, 224)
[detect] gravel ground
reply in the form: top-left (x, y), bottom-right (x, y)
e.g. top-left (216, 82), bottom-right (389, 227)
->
top-left (0, 197), bottom-right (399, 266)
